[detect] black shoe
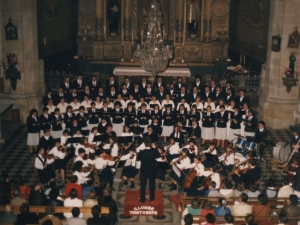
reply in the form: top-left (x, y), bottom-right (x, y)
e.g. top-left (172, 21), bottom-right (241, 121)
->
top-left (168, 183), bottom-right (173, 187)
top-left (169, 184), bottom-right (177, 191)
top-left (123, 180), bottom-right (128, 185)
top-left (130, 181), bottom-right (134, 188)
top-left (158, 183), bottom-right (162, 189)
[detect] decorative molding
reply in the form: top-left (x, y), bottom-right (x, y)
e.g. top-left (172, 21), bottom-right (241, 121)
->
top-left (212, 0), bottom-right (229, 17)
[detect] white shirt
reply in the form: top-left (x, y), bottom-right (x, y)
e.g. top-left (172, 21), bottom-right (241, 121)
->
top-left (164, 143), bottom-right (180, 155)
top-left (74, 155), bottom-right (88, 167)
top-left (172, 157), bottom-right (191, 169)
top-left (69, 102), bottom-right (81, 111)
top-left (75, 144), bottom-right (91, 156)
top-left (46, 105), bottom-right (56, 114)
top-left (47, 147), bottom-right (57, 164)
top-left (57, 103), bottom-right (68, 114)
top-left (149, 101), bottom-right (161, 109)
top-left (120, 153), bottom-right (136, 167)
top-left (278, 185), bottom-right (294, 198)
top-left (192, 102), bottom-right (203, 110)
top-left (203, 102), bottom-right (215, 111)
top-left (181, 144), bottom-right (198, 155)
top-left (176, 102), bottom-right (190, 112)
top-left (161, 100), bottom-right (175, 110)
top-left (121, 132), bottom-right (133, 137)
top-left (88, 133), bottom-right (101, 146)
top-left (136, 143), bottom-right (146, 153)
top-left (125, 100), bottom-right (138, 108)
top-left (72, 134), bottom-right (83, 147)
top-left (35, 154), bottom-right (46, 170)
top-left (81, 101), bottom-right (91, 111)
top-left (95, 157), bottom-right (109, 170)
top-left (186, 162), bottom-right (205, 175)
top-left (95, 102), bottom-right (102, 109)
top-left (219, 153), bottom-right (235, 165)
top-left (64, 197), bottom-right (83, 218)
top-left (202, 148), bottom-right (217, 155)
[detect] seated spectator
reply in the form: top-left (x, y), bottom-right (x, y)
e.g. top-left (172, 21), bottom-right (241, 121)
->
top-left (0, 173), bottom-right (12, 205)
top-left (183, 213), bottom-right (193, 225)
top-left (214, 198), bottom-right (231, 217)
top-left (87, 205), bottom-right (107, 225)
top-left (252, 194), bottom-right (271, 218)
top-left (224, 213), bottom-right (234, 225)
top-left (220, 178), bottom-right (234, 198)
top-left (64, 188), bottom-right (83, 218)
top-left (15, 203), bottom-right (39, 224)
top-left (181, 198), bottom-right (201, 225)
top-left (98, 187), bottom-right (118, 225)
top-left (45, 180), bottom-right (58, 195)
top-left (48, 188), bottom-right (64, 206)
top-left (40, 206), bottom-right (62, 225)
top-left (200, 200), bottom-right (215, 222)
top-left (204, 213), bottom-right (215, 225)
top-left (12, 174), bottom-right (30, 197)
top-left (82, 181), bottom-right (95, 197)
top-left (293, 183), bottom-right (300, 198)
top-left (231, 193), bottom-right (252, 216)
top-left (280, 194), bottom-right (300, 217)
top-left (277, 213), bottom-right (288, 225)
top-left (242, 214), bottom-right (257, 225)
top-left (246, 183), bottom-right (261, 198)
top-left (10, 190), bottom-right (27, 206)
top-left (204, 181), bottom-right (220, 197)
top-left (83, 190), bottom-right (98, 220)
top-left (278, 177), bottom-right (294, 198)
top-left (233, 182), bottom-right (247, 197)
top-left (64, 207), bottom-right (86, 225)
top-left (65, 175), bottom-right (83, 197)
top-left (29, 183), bottom-right (47, 206)
top-left (0, 204), bottom-right (17, 224)
top-left (261, 178), bottom-right (277, 198)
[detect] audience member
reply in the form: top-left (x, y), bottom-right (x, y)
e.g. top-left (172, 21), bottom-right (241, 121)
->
top-left (11, 174), bottom-right (31, 197)
top-left (224, 213), bottom-right (234, 225)
top-left (29, 183), bottom-right (47, 206)
top-left (42, 220), bottom-right (54, 225)
top-left (183, 213), bottom-right (193, 225)
top-left (181, 198), bottom-right (201, 225)
top-left (280, 194), bottom-right (300, 217)
top-left (83, 190), bottom-right (98, 219)
top-left (231, 193), bottom-right (252, 216)
top-left (242, 214), bottom-right (257, 225)
top-left (204, 181), bottom-right (220, 197)
top-left (97, 187), bottom-right (118, 225)
top-left (277, 178), bottom-right (294, 198)
top-left (246, 183), bottom-right (261, 198)
top-left (64, 207), bottom-right (86, 225)
top-left (40, 206), bottom-right (62, 225)
top-left (261, 178), bottom-right (277, 198)
top-left (48, 188), bottom-right (64, 206)
top-left (252, 194), bottom-right (271, 218)
top-left (87, 205), bottom-right (107, 225)
top-left (214, 198), bottom-right (231, 217)
top-left (10, 190), bottom-right (27, 206)
top-left (0, 173), bottom-right (12, 205)
top-left (204, 213), bottom-right (216, 225)
top-left (0, 204), bottom-right (17, 224)
top-left (220, 179), bottom-right (234, 198)
top-left (64, 188), bottom-right (83, 218)
top-left (200, 200), bottom-right (215, 222)
top-left (277, 213), bottom-right (288, 225)
top-left (65, 175), bottom-right (83, 196)
top-left (15, 203), bottom-right (39, 224)
top-left (45, 180), bottom-right (58, 195)
top-left (233, 182), bottom-right (247, 197)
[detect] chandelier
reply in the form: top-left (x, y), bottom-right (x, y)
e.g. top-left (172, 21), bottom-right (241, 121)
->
top-left (134, 0), bottom-right (173, 76)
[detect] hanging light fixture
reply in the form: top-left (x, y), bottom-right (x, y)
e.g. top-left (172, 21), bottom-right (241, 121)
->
top-left (134, 0), bottom-right (173, 77)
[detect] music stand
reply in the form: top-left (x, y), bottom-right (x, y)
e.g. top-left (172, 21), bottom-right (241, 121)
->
top-left (204, 153), bottom-right (219, 164)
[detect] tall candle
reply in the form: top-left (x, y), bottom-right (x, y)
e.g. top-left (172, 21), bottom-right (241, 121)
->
top-left (174, 29), bottom-right (176, 46)
top-left (132, 29), bottom-right (134, 46)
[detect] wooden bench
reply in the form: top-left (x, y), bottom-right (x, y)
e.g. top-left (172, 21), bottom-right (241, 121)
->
top-left (0, 205), bottom-right (109, 215)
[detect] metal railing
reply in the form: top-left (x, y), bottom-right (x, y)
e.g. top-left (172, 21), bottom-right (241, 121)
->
top-left (44, 71), bottom-right (75, 91)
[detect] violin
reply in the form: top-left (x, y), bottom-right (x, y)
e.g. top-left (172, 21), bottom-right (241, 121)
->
top-left (84, 143), bottom-right (96, 149)
top-left (43, 153), bottom-right (55, 160)
top-left (189, 146), bottom-right (195, 153)
top-left (166, 142), bottom-right (175, 153)
top-left (58, 146), bottom-right (67, 153)
top-left (176, 155), bottom-right (186, 164)
top-left (160, 153), bottom-right (166, 160)
top-left (129, 153), bottom-right (135, 159)
top-left (101, 154), bottom-right (115, 161)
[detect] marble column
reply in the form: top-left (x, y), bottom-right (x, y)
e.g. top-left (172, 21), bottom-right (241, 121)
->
top-left (176, 0), bottom-right (184, 42)
top-left (95, 0), bottom-right (104, 40)
top-left (203, 0), bottom-right (212, 42)
top-left (259, 0), bottom-right (300, 129)
top-left (124, 0), bottom-right (132, 41)
top-left (0, 0), bottom-right (43, 122)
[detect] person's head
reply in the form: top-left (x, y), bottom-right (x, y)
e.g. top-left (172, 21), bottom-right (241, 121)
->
top-left (147, 125), bottom-right (153, 134)
top-left (44, 129), bottom-right (50, 136)
top-left (70, 188), bottom-right (78, 199)
top-left (249, 183), bottom-right (258, 193)
top-left (258, 121), bottom-right (265, 129)
top-left (267, 178), bottom-right (276, 187)
top-left (157, 76), bottom-right (162, 83)
top-left (223, 178), bottom-right (233, 189)
top-left (19, 203), bottom-right (30, 214)
top-left (180, 86), bottom-right (186, 93)
top-left (236, 182), bottom-right (245, 191)
top-left (73, 161), bottom-right (84, 172)
top-left (48, 180), bottom-right (57, 189)
top-left (257, 194), bottom-right (268, 205)
top-left (65, 77), bottom-right (70, 83)
top-left (183, 213), bottom-right (193, 225)
top-left (159, 86), bottom-right (164, 92)
top-left (206, 213), bottom-right (215, 224)
top-left (209, 181), bottom-right (217, 190)
top-left (144, 136), bottom-right (152, 147)
top-left (248, 109), bottom-right (253, 117)
top-left (49, 188), bottom-right (60, 200)
top-left (206, 105), bottom-right (211, 112)
top-left (220, 105), bottom-right (225, 112)
top-left (87, 190), bottom-right (96, 199)
top-left (45, 205), bottom-right (55, 216)
top-left (195, 75), bottom-right (201, 82)
top-left (239, 193), bottom-right (248, 203)
top-left (278, 213), bottom-right (288, 224)
top-left (42, 220), bottom-right (53, 225)
top-left (91, 205), bottom-right (101, 218)
top-left (224, 213), bottom-right (234, 224)
top-left (282, 177), bottom-right (289, 186)
top-left (84, 85), bottom-right (90, 92)
top-left (239, 89), bottom-right (245, 97)
top-left (34, 183), bottom-right (43, 193)
top-left (202, 199), bottom-right (213, 210)
top-left (109, 75), bottom-right (115, 81)
top-left (78, 148), bottom-right (86, 158)
top-left (71, 207), bottom-right (80, 218)
top-left (205, 85), bottom-right (210, 92)
top-left (191, 198), bottom-right (201, 209)
top-left (181, 148), bottom-right (190, 157)
top-left (218, 198), bottom-right (227, 208)
top-left (70, 175), bottom-right (78, 184)
top-left (288, 194), bottom-right (298, 206)
top-left (103, 187), bottom-right (111, 196)
top-left (245, 214), bottom-right (255, 225)
top-left (4, 204), bottom-right (12, 213)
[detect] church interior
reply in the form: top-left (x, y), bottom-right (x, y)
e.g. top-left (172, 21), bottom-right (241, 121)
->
top-left (0, 0), bottom-right (300, 225)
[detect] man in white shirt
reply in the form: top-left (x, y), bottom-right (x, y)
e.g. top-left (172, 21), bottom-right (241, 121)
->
top-left (63, 194), bottom-right (83, 219)
top-left (231, 193), bottom-right (252, 216)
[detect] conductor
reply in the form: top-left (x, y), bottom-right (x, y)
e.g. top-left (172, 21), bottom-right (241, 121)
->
top-left (137, 137), bottom-right (160, 203)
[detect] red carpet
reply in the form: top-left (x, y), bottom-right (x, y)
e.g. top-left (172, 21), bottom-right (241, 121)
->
top-left (170, 194), bottom-right (184, 212)
top-left (124, 190), bottom-right (164, 216)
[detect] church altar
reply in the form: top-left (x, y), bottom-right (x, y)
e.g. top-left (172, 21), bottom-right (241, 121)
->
top-left (113, 67), bottom-right (191, 83)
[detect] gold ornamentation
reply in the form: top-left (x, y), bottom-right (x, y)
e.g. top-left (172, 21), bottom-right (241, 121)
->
top-left (184, 47), bottom-right (202, 58)
top-left (213, 0), bottom-right (229, 17)
top-left (104, 45), bottom-right (122, 56)
top-left (80, 0), bottom-right (96, 14)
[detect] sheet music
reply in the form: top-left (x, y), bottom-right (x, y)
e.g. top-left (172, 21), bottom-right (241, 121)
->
top-left (172, 164), bottom-right (181, 177)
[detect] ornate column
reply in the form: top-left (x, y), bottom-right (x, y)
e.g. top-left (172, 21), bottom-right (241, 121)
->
top-left (176, 0), bottom-right (184, 42)
top-left (124, 0), bottom-right (132, 41)
top-left (95, 0), bottom-right (104, 40)
top-left (203, 0), bottom-right (212, 42)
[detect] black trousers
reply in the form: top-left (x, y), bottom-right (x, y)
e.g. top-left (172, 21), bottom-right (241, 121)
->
top-left (140, 169), bottom-right (156, 202)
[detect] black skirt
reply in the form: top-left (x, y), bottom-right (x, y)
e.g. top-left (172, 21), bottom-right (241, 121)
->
top-left (155, 168), bottom-right (166, 180)
top-left (54, 158), bottom-right (66, 170)
top-left (122, 165), bottom-right (138, 178)
top-left (37, 168), bottom-right (56, 184)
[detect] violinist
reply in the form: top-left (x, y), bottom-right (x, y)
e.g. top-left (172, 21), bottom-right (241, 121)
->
top-left (94, 151), bottom-right (115, 190)
top-left (218, 146), bottom-right (235, 175)
top-left (102, 136), bottom-right (119, 164)
top-left (155, 146), bottom-right (168, 189)
top-left (75, 137), bottom-right (92, 156)
top-left (169, 148), bottom-right (191, 191)
top-left (203, 164), bottom-right (221, 190)
top-left (73, 161), bottom-right (93, 186)
top-left (119, 149), bottom-right (138, 188)
top-left (201, 142), bottom-right (217, 168)
top-left (35, 148), bottom-right (56, 184)
top-left (181, 138), bottom-right (198, 161)
top-left (164, 136), bottom-right (180, 162)
top-left (162, 105), bottom-right (174, 137)
top-left (50, 140), bottom-right (67, 184)
top-left (74, 148), bottom-right (89, 167)
top-left (60, 129), bottom-right (74, 163)
top-left (72, 128), bottom-right (83, 148)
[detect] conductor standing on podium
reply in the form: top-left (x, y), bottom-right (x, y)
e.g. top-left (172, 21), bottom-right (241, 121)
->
top-left (137, 137), bottom-right (160, 203)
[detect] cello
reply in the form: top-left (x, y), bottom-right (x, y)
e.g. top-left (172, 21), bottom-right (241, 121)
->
top-left (286, 147), bottom-right (299, 185)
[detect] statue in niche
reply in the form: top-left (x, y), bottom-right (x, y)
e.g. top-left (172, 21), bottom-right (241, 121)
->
top-left (289, 52), bottom-right (296, 77)
top-left (187, 0), bottom-right (201, 36)
top-left (107, 0), bottom-right (120, 37)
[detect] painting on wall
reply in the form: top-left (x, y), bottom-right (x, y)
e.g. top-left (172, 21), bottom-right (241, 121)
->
top-left (4, 18), bottom-right (18, 40)
top-left (287, 27), bottom-right (300, 49)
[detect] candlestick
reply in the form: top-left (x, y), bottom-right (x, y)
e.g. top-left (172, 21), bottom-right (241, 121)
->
top-left (174, 29), bottom-right (176, 46)
top-left (132, 29), bottom-right (133, 46)
top-left (240, 54), bottom-right (242, 64)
